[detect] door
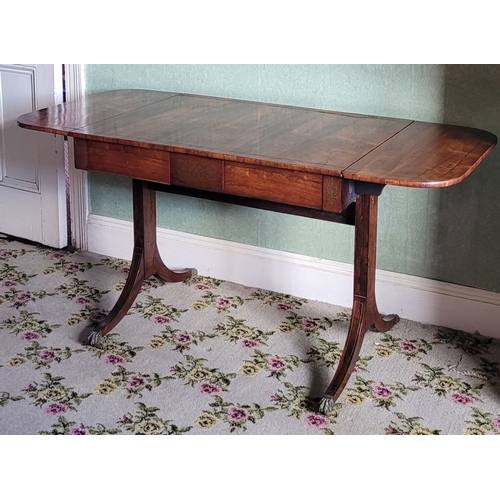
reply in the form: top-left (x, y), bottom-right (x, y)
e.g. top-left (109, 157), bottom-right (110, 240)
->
top-left (0, 64), bottom-right (67, 248)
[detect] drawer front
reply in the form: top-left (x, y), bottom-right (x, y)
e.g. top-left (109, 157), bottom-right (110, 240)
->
top-left (74, 139), bottom-right (171, 184)
top-left (224, 162), bottom-right (323, 210)
top-left (170, 153), bottom-right (223, 192)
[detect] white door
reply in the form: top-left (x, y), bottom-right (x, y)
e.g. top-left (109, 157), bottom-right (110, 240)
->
top-left (0, 64), bottom-right (67, 248)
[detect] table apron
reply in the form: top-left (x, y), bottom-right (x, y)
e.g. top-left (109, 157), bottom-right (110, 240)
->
top-left (74, 139), bottom-right (357, 217)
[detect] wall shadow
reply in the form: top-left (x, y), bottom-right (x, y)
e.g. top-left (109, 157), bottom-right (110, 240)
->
top-left (432, 65), bottom-right (500, 294)
top-left (431, 65), bottom-right (500, 382)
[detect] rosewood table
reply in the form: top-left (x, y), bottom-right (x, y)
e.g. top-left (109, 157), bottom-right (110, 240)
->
top-left (18, 90), bottom-right (497, 413)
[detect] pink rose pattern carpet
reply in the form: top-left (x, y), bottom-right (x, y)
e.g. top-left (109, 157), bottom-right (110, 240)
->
top-left (1, 237), bottom-right (500, 435)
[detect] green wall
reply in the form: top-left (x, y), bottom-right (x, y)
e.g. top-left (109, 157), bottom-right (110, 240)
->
top-left (85, 64), bottom-right (500, 293)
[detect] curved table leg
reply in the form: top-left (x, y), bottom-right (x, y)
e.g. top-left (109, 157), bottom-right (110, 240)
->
top-left (87, 247), bottom-right (146, 347)
top-left (318, 297), bottom-right (367, 413)
top-left (371, 311), bottom-right (400, 333)
top-left (318, 193), bottom-right (400, 413)
top-left (86, 180), bottom-right (195, 347)
top-left (154, 250), bottom-right (196, 283)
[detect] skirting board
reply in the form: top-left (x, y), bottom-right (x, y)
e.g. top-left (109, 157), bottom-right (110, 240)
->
top-left (87, 214), bottom-right (500, 340)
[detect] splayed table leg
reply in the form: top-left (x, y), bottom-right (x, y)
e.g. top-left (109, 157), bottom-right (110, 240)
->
top-left (318, 193), bottom-right (399, 413)
top-left (86, 179), bottom-right (195, 347)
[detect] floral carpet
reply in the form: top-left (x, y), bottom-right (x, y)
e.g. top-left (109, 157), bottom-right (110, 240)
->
top-left (1, 236), bottom-right (500, 435)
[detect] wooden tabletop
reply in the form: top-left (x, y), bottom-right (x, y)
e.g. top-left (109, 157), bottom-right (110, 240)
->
top-left (18, 89), bottom-right (497, 188)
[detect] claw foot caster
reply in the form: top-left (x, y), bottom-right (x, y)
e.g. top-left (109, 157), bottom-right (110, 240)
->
top-left (86, 330), bottom-right (104, 348)
top-left (317, 396), bottom-right (335, 415)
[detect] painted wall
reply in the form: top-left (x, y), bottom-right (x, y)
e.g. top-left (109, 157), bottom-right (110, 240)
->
top-left (85, 64), bottom-right (500, 293)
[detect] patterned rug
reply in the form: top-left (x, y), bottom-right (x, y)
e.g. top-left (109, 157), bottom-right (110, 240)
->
top-left (1, 236), bottom-right (500, 435)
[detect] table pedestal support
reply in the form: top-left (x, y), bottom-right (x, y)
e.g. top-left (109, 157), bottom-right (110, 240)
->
top-left (86, 182), bottom-right (399, 412)
top-left (318, 194), bottom-right (399, 414)
top-left (86, 180), bottom-right (195, 347)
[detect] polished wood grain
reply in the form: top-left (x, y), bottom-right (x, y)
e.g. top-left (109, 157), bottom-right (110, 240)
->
top-left (18, 89), bottom-right (176, 135)
top-left (75, 139), bottom-right (171, 184)
top-left (343, 121), bottom-right (497, 187)
top-left (66, 94), bottom-right (410, 176)
top-left (224, 162), bottom-right (324, 210)
top-left (18, 89), bottom-right (496, 187)
top-left (17, 89), bottom-right (497, 414)
top-left (170, 153), bottom-right (223, 192)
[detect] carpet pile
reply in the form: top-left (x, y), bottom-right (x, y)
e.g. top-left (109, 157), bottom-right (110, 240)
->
top-left (1, 236), bottom-right (499, 435)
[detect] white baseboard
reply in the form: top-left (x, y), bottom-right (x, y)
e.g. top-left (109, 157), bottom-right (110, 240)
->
top-left (87, 214), bottom-right (500, 340)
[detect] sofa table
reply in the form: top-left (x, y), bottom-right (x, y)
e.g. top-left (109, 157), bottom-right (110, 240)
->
top-left (18, 89), bottom-right (497, 413)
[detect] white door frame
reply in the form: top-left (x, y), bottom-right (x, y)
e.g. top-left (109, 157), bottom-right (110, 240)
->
top-left (64, 64), bottom-right (88, 251)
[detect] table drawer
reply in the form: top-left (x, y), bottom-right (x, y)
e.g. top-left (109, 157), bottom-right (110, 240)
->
top-left (74, 139), bottom-right (171, 184)
top-left (170, 153), bottom-right (223, 192)
top-left (224, 162), bottom-right (323, 210)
